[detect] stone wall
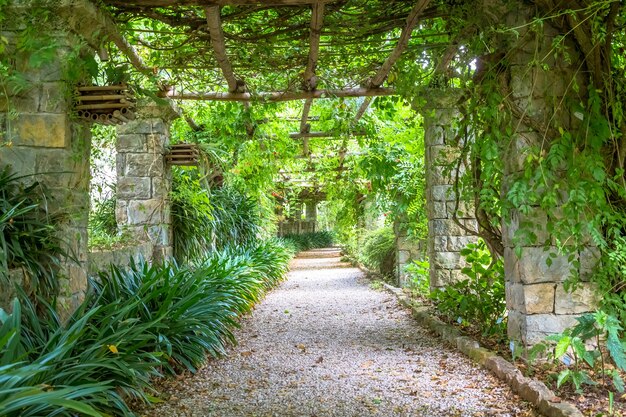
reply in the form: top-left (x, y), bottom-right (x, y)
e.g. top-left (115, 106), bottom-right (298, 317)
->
top-left (394, 217), bottom-right (426, 287)
top-left (115, 100), bottom-right (179, 262)
top-left (0, 24), bottom-right (91, 315)
top-left (87, 241), bottom-right (153, 277)
top-left (423, 91), bottom-right (478, 289)
top-left (499, 5), bottom-right (597, 345)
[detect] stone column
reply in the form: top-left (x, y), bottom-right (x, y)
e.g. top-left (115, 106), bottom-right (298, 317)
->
top-left (115, 100), bottom-right (179, 262)
top-left (305, 200), bottom-right (317, 233)
top-left (394, 216), bottom-right (426, 287)
top-left (500, 5), bottom-right (597, 345)
top-left (0, 24), bottom-right (91, 314)
top-left (423, 90), bottom-right (478, 289)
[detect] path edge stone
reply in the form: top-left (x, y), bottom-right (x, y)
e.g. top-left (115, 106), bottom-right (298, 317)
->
top-left (381, 283), bottom-right (584, 417)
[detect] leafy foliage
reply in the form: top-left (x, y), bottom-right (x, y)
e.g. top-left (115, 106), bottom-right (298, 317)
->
top-left (281, 231), bottom-right (334, 252)
top-left (0, 239), bottom-right (292, 417)
top-left (403, 259), bottom-right (430, 297)
top-left (0, 167), bottom-right (70, 300)
top-left (358, 226), bottom-right (396, 277)
top-left (430, 239), bottom-right (506, 338)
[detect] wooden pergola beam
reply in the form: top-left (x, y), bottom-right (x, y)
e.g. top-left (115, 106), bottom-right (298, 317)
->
top-left (205, 5), bottom-right (243, 93)
top-left (289, 131), bottom-right (366, 139)
top-left (167, 87), bottom-right (396, 102)
top-left (369, 0), bottom-right (431, 88)
top-left (303, 3), bottom-right (325, 89)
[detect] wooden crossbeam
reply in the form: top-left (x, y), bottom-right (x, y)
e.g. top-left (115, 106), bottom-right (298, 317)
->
top-left (205, 5), bottom-right (243, 93)
top-left (300, 3), bottom-right (324, 156)
top-left (289, 131), bottom-right (366, 138)
top-left (167, 87), bottom-right (396, 102)
top-left (303, 3), bottom-right (325, 90)
top-left (369, 0), bottom-right (431, 88)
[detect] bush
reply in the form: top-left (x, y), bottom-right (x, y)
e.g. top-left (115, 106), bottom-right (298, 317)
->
top-left (282, 231), bottom-right (334, 252)
top-left (429, 239), bottom-right (506, 338)
top-left (171, 169), bottom-right (261, 263)
top-left (359, 227), bottom-right (396, 277)
top-left (0, 239), bottom-right (293, 417)
top-left (404, 259), bottom-right (430, 297)
top-left (0, 166), bottom-right (70, 300)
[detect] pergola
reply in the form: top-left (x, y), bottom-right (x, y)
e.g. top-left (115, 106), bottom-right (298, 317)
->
top-left (61, 0), bottom-right (447, 175)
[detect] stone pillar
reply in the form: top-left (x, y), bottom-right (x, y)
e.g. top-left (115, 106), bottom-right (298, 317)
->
top-left (423, 91), bottom-right (478, 289)
top-left (0, 23), bottom-right (91, 314)
top-left (394, 216), bottom-right (426, 287)
top-left (305, 200), bottom-right (317, 232)
top-left (499, 5), bottom-right (597, 345)
top-left (115, 100), bottom-right (179, 262)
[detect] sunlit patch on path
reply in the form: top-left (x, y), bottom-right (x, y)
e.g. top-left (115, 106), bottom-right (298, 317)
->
top-left (141, 248), bottom-right (535, 417)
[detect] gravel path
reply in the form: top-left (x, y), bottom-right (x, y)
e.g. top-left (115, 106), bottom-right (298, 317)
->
top-left (141, 248), bottom-right (536, 417)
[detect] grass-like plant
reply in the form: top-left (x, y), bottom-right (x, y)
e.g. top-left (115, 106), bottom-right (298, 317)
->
top-left (0, 238), bottom-right (293, 417)
top-left (0, 166), bottom-right (71, 300)
top-left (281, 231), bottom-right (334, 252)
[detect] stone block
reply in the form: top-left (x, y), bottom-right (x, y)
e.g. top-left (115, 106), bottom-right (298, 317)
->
top-left (447, 236), bottom-right (477, 251)
top-left (429, 145), bottom-right (460, 165)
top-left (117, 134), bottom-right (147, 153)
top-left (117, 119), bottom-right (154, 135)
top-left (430, 268), bottom-right (451, 288)
top-left (127, 199), bottom-right (164, 225)
top-left (555, 283), bottom-right (597, 314)
top-left (67, 264), bottom-right (87, 293)
top-left (434, 252), bottom-right (464, 270)
top-left (125, 153), bottom-right (164, 177)
top-left (430, 219), bottom-right (463, 237)
top-left (579, 246), bottom-right (600, 281)
top-left (35, 150), bottom-right (88, 188)
top-left (504, 247), bottom-right (520, 283)
top-left (11, 113), bottom-right (68, 148)
top-left (117, 177), bottom-right (151, 199)
top-left (425, 125), bottom-right (445, 146)
top-left (447, 200), bottom-right (475, 219)
top-left (433, 236), bottom-right (447, 252)
top-left (513, 247), bottom-right (574, 284)
top-left (430, 201), bottom-right (447, 219)
top-left (427, 165), bottom-right (452, 186)
top-left (397, 249), bottom-right (411, 265)
top-left (431, 185), bottom-right (455, 202)
top-left (0, 146), bottom-right (37, 175)
top-left (115, 200), bottom-right (128, 225)
top-left (508, 311), bottom-right (578, 345)
top-left (506, 282), bottom-right (555, 314)
top-left (116, 153), bottom-right (126, 177)
top-left (39, 82), bottom-right (67, 113)
top-left (147, 133), bottom-right (167, 153)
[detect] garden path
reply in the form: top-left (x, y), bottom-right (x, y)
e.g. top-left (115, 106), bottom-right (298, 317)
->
top-left (142, 248), bottom-right (536, 417)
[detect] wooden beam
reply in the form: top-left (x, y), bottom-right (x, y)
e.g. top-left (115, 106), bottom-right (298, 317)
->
top-left (368, 0), bottom-right (431, 88)
top-left (289, 131), bottom-right (366, 139)
top-left (303, 3), bottom-right (325, 90)
top-left (106, 0), bottom-right (333, 6)
top-left (353, 97), bottom-right (372, 123)
top-left (205, 5), bottom-right (243, 93)
top-left (57, 0), bottom-right (152, 75)
top-left (167, 87), bottom-right (396, 102)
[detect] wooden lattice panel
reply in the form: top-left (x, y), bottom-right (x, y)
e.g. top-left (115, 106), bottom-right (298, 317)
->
top-left (74, 84), bottom-right (136, 125)
top-left (166, 143), bottom-right (200, 166)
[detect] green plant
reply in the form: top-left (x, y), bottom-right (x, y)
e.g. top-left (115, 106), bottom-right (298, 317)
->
top-left (0, 238), bottom-right (293, 417)
top-left (430, 239), bottom-right (506, 338)
top-left (282, 231), bottom-right (334, 252)
top-left (0, 166), bottom-right (71, 300)
top-left (404, 259), bottom-right (430, 297)
top-left (545, 311), bottom-right (626, 394)
top-left (358, 226), bottom-right (396, 277)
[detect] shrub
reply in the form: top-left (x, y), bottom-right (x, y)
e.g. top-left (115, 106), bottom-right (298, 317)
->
top-left (171, 169), bottom-right (262, 262)
top-left (429, 239), bottom-right (506, 338)
top-left (282, 231), bottom-right (334, 251)
top-left (0, 166), bottom-right (70, 300)
top-left (359, 226), bottom-right (396, 277)
top-left (0, 239), bottom-right (293, 417)
top-left (404, 259), bottom-right (430, 296)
